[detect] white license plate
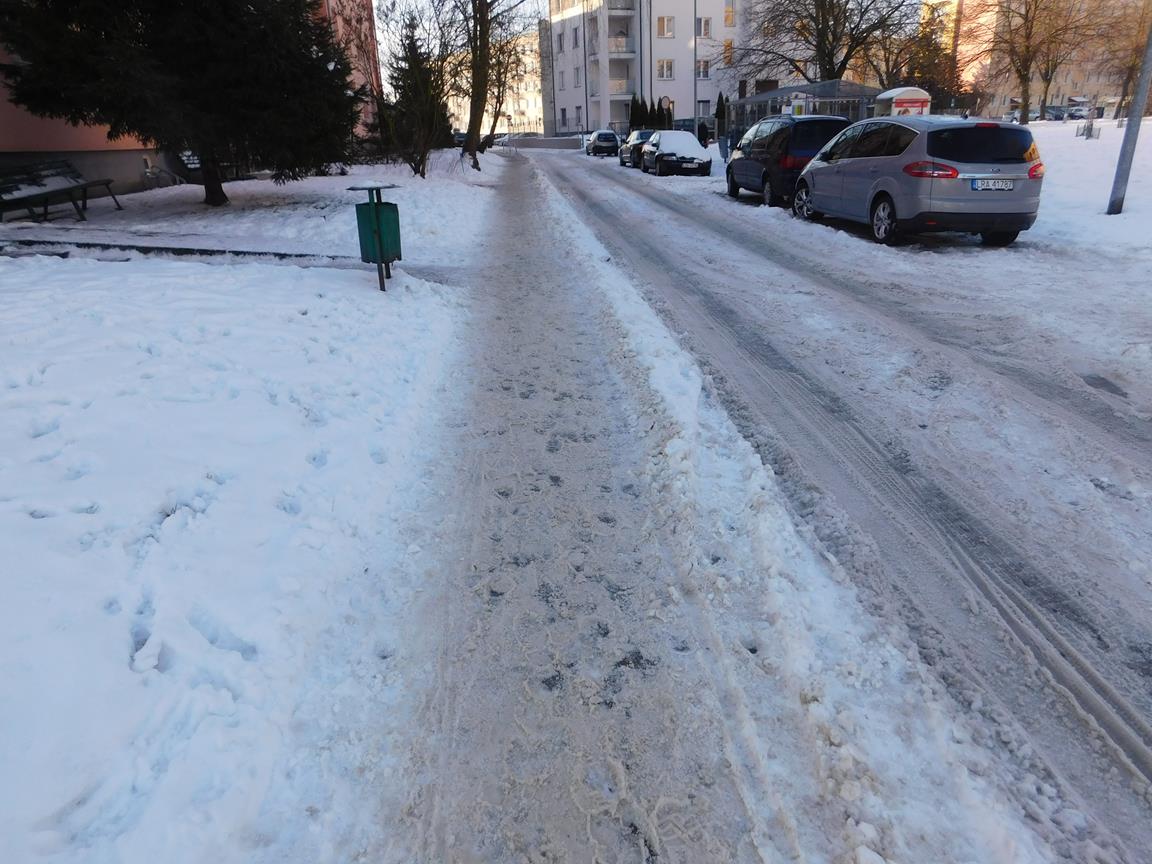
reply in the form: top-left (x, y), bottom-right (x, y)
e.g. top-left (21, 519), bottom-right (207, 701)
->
top-left (972, 178), bottom-right (1014, 191)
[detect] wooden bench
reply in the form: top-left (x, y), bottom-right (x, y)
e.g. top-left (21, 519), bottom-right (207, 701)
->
top-left (0, 160), bottom-right (123, 222)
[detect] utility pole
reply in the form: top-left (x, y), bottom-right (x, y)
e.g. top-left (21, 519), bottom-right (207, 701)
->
top-left (1107, 15), bottom-right (1152, 215)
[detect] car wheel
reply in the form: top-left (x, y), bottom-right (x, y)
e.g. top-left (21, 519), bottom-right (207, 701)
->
top-left (980, 230), bottom-right (1019, 247)
top-left (654, 158), bottom-right (665, 176)
top-left (726, 171), bottom-right (740, 198)
top-left (791, 182), bottom-right (819, 220)
top-left (641, 159), bottom-right (649, 174)
top-left (870, 195), bottom-right (899, 244)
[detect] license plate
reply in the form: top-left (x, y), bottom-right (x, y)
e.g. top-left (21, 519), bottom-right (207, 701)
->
top-left (972, 178), bottom-right (1014, 191)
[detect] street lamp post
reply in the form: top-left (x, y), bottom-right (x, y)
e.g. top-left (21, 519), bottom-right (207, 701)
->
top-left (1107, 16), bottom-right (1152, 215)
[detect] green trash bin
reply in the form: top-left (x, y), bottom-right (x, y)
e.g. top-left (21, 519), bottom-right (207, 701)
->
top-left (354, 200), bottom-right (401, 265)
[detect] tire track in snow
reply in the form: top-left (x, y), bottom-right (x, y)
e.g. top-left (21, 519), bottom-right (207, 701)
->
top-left (542, 156), bottom-right (1152, 861)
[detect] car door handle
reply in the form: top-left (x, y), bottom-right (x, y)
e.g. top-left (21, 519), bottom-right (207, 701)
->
top-left (869, 167), bottom-right (879, 173)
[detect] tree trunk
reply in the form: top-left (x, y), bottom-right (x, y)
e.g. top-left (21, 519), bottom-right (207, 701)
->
top-left (1018, 74), bottom-right (1032, 125)
top-left (202, 155), bottom-right (228, 206)
top-left (1114, 69), bottom-right (1135, 119)
top-left (1039, 78), bottom-right (1051, 121)
top-left (464, 0), bottom-right (491, 171)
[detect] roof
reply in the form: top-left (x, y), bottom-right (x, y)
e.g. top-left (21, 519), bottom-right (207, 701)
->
top-left (732, 79), bottom-right (882, 105)
top-left (867, 115), bottom-right (1015, 130)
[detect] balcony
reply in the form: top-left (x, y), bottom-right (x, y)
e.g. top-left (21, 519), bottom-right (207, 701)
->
top-left (608, 78), bottom-right (635, 97)
top-left (589, 82), bottom-right (600, 96)
top-left (607, 36), bottom-right (635, 54)
top-left (607, 0), bottom-right (635, 11)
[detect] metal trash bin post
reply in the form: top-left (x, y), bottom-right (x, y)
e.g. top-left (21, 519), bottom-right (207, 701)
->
top-left (348, 184), bottom-right (401, 291)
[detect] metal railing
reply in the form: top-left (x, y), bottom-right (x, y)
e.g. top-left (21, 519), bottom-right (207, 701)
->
top-left (608, 78), bottom-right (634, 95)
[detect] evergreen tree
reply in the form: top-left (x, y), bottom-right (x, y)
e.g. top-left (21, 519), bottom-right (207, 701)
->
top-left (714, 93), bottom-right (726, 136)
top-left (661, 105), bottom-right (672, 130)
top-left (639, 97), bottom-right (650, 128)
top-left (388, 15), bottom-right (453, 178)
top-left (0, 0), bottom-right (361, 206)
top-left (629, 95), bottom-right (640, 129)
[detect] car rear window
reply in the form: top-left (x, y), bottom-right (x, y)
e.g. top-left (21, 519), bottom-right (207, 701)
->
top-left (927, 126), bottom-right (1035, 163)
top-left (790, 120), bottom-right (850, 150)
top-left (597, 133), bottom-right (616, 142)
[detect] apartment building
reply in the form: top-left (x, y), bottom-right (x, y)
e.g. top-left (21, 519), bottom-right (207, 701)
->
top-left (546, 0), bottom-right (742, 134)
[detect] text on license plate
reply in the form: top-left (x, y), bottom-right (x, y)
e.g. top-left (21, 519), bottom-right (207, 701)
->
top-left (972, 178), bottom-right (1014, 191)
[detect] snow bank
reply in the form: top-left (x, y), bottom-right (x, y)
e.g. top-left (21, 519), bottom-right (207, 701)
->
top-left (0, 254), bottom-right (466, 862)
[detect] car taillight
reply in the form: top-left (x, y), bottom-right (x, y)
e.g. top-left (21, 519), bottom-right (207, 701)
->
top-left (779, 154), bottom-right (808, 170)
top-left (1028, 161), bottom-right (1045, 179)
top-left (903, 161), bottom-right (959, 178)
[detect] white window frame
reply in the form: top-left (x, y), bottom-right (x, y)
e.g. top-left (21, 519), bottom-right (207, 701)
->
top-left (573, 26), bottom-right (579, 48)
top-left (657, 59), bottom-right (674, 80)
top-left (696, 59), bottom-right (710, 79)
top-left (574, 65), bottom-right (582, 88)
top-left (557, 32), bottom-right (564, 53)
top-left (724, 0), bottom-right (735, 27)
top-left (559, 70), bottom-right (565, 90)
top-left (657, 16), bottom-right (674, 38)
top-left (696, 17), bottom-right (711, 38)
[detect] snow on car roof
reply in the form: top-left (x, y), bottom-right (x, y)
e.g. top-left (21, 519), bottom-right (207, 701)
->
top-left (655, 130), bottom-right (709, 155)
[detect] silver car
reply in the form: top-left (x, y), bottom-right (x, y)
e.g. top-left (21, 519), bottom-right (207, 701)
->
top-left (792, 116), bottom-right (1045, 246)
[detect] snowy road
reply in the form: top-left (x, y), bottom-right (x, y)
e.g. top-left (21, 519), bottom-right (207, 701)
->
top-left (530, 149), bottom-right (1152, 859)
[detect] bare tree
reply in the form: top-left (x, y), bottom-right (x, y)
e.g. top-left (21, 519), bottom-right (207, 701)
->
top-left (966, 0), bottom-right (1096, 124)
top-left (1101, 0), bottom-right (1152, 118)
top-left (732, 0), bottom-right (920, 84)
top-left (487, 30), bottom-right (531, 139)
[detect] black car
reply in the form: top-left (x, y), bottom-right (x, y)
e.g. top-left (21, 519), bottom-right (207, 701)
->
top-left (619, 129), bottom-right (654, 167)
top-left (586, 130), bottom-right (620, 157)
top-left (639, 130), bottom-right (712, 176)
top-left (726, 115), bottom-right (850, 205)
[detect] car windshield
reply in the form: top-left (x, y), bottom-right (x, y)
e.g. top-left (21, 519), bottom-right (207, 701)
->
top-left (633, 130), bottom-right (653, 142)
top-left (790, 120), bottom-right (850, 150)
top-left (927, 125), bottom-right (1035, 163)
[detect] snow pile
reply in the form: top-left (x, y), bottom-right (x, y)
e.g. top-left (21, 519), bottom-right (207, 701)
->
top-left (0, 253), bottom-right (466, 861)
top-left (537, 170), bottom-right (1060, 862)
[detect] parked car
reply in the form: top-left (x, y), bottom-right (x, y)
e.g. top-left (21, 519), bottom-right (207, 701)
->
top-left (791, 116), bottom-right (1044, 247)
top-left (586, 129), bottom-right (620, 156)
top-left (726, 115), bottom-right (850, 205)
top-left (1002, 109), bottom-right (1041, 123)
top-left (452, 131), bottom-right (467, 147)
top-left (639, 130), bottom-right (712, 176)
top-left (619, 129), bottom-right (655, 167)
top-left (1066, 107), bottom-right (1089, 120)
top-left (1044, 106), bottom-right (1065, 120)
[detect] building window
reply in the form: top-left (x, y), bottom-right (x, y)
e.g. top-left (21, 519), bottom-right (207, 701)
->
top-left (574, 65), bottom-right (582, 88)
top-left (696, 59), bottom-right (710, 79)
top-left (573, 26), bottom-right (579, 48)
top-left (575, 105), bottom-right (583, 128)
top-left (557, 32), bottom-right (564, 53)
top-left (697, 100), bottom-right (711, 119)
top-left (657, 16), bottom-right (674, 38)
top-left (561, 107), bottom-right (567, 127)
top-left (559, 70), bottom-right (565, 90)
top-left (696, 17), bottom-right (711, 38)
top-left (724, 0), bottom-right (735, 27)
top-left (657, 59), bottom-right (674, 80)
top-left (723, 39), bottom-right (734, 65)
